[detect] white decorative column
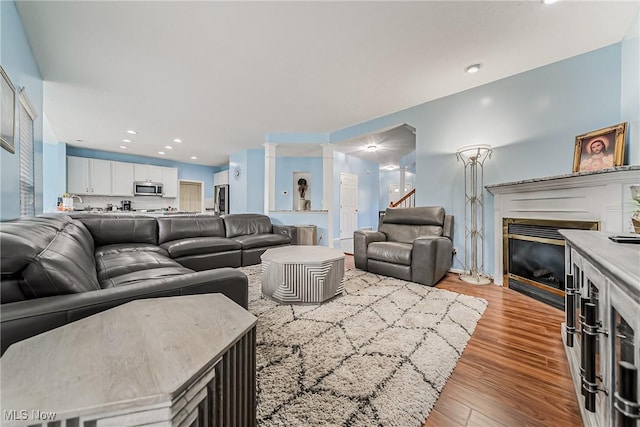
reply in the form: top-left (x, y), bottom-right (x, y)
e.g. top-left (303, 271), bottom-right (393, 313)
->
top-left (322, 143), bottom-right (334, 248)
top-left (264, 143), bottom-right (277, 214)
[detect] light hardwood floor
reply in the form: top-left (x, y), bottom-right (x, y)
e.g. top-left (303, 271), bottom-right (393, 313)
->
top-left (343, 255), bottom-right (583, 427)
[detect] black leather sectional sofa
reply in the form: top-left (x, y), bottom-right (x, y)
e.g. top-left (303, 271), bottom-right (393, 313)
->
top-left (0, 213), bottom-right (294, 354)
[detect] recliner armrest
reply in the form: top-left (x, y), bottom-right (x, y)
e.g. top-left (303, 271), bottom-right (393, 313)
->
top-left (1, 268), bottom-right (248, 355)
top-left (353, 230), bottom-right (387, 270)
top-left (272, 224), bottom-right (296, 243)
top-left (411, 236), bottom-right (453, 286)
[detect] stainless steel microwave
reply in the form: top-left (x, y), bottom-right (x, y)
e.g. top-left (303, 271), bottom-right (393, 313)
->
top-left (133, 182), bottom-right (163, 196)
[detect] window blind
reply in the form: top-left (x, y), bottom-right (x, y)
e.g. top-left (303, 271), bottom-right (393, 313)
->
top-left (19, 102), bottom-right (35, 216)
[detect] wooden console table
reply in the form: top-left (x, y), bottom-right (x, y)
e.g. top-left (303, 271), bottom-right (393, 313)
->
top-left (560, 230), bottom-right (640, 427)
top-left (1, 294), bottom-right (257, 427)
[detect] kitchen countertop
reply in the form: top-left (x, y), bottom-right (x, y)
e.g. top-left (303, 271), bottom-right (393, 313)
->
top-left (54, 211), bottom-right (213, 217)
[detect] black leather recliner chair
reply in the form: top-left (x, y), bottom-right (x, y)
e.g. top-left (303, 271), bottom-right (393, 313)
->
top-left (353, 206), bottom-right (453, 286)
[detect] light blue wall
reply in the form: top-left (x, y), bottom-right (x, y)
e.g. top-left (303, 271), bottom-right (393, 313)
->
top-left (330, 44), bottom-right (629, 274)
top-left (66, 147), bottom-right (220, 198)
top-left (622, 11), bottom-right (640, 164)
top-left (332, 151), bottom-right (380, 241)
top-left (275, 157), bottom-right (323, 211)
top-left (400, 151), bottom-right (416, 172)
top-left (228, 148), bottom-right (264, 213)
top-left (229, 150), bottom-right (248, 213)
top-left (1, 1), bottom-right (44, 220)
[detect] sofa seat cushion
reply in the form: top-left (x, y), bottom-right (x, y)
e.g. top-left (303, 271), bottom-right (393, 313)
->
top-left (232, 234), bottom-right (291, 249)
top-left (95, 243), bottom-right (169, 258)
top-left (367, 242), bottom-right (413, 266)
top-left (96, 252), bottom-right (180, 282)
top-left (100, 266), bottom-right (194, 289)
top-left (160, 237), bottom-right (242, 258)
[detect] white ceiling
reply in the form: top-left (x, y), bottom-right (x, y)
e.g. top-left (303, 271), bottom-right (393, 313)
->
top-left (333, 124), bottom-right (416, 169)
top-left (15, 1), bottom-right (639, 167)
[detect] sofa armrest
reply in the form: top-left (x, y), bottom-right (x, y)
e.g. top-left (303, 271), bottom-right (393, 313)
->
top-left (272, 224), bottom-right (296, 243)
top-left (354, 230), bottom-right (387, 270)
top-left (1, 268), bottom-right (247, 355)
top-left (411, 236), bottom-right (453, 286)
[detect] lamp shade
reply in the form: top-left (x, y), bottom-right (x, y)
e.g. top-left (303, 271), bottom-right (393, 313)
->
top-left (456, 144), bottom-right (492, 163)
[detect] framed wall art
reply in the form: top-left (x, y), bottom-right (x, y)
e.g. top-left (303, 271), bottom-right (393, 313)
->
top-left (1, 65), bottom-right (16, 154)
top-left (573, 122), bottom-right (626, 173)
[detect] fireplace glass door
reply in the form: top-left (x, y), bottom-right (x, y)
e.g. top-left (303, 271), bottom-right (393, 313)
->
top-left (504, 218), bottom-right (599, 310)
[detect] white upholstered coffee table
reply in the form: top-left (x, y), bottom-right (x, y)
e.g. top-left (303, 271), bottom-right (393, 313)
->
top-left (261, 246), bottom-right (345, 304)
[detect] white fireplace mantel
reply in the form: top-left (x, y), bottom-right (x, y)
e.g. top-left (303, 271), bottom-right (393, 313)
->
top-left (486, 166), bottom-right (640, 286)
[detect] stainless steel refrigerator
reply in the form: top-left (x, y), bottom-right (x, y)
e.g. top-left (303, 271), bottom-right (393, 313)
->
top-left (214, 184), bottom-right (229, 215)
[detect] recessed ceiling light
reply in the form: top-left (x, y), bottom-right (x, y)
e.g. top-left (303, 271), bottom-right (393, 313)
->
top-left (158, 151), bottom-right (165, 155)
top-left (126, 130), bottom-right (137, 135)
top-left (165, 145), bottom-right (173, 149)
top-left (465, 64), bottom-right (482, 74)
top-left (190, 156), bottom-right (197, 160)
top-left (367, 145), bottom-right (378, 152)
top-left (120, 146), bottom-right (127, 149)
top-left (173, 139), bottom-right (182, 143)
top-left (122, 139), bottom-right (131, 143)
top-left (542, 0), bottom-right (558, 4)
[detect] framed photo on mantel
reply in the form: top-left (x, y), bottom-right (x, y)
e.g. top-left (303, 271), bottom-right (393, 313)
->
top-left (0, 65), bottom-right (16, 154)
top-left (573, 122), bottom-right (626, 173)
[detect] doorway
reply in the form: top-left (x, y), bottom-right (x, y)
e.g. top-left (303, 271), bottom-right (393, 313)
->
top-left (179, 180), bottom-right (204, 213)
top-left (339, 172), bottom-right (358, 253)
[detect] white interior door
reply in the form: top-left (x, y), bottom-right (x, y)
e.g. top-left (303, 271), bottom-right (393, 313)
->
top-left (179, 181), bottom-right (203, 212)
top-left (340, 173), bottom-right (358, 239)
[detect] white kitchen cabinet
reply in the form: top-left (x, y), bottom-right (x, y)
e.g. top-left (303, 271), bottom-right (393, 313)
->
top-left (161, 167), bottom-right (178, 198)
top-left (67, 156), bottom-right (112, 195)
top-left (111, 161), bottom-right (134, 196)
top-left (91, 159), bottom-right (112, 195)
top-left (213, 170), bottom-right (229, 186)
top-left (67, 156), bottom-right (90, 195)
top-left (134, 164), bottom-right (163, 183)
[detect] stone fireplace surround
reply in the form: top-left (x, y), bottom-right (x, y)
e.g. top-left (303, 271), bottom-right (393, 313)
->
top-left (486, 166), bottom-right (640, 286)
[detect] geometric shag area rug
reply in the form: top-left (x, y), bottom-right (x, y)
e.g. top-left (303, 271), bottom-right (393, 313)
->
top-left (241, 265), bottom-right (488, 427)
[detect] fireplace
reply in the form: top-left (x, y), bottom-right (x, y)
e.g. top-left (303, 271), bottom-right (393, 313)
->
top-left (503, 218), bottom-right (599, 309)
